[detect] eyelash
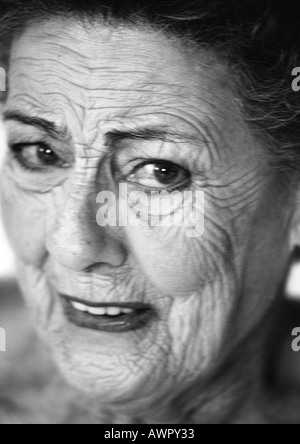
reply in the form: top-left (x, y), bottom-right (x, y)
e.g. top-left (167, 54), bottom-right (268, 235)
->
top-left (114, 158), bottom-right (192, 193)
top-left (9, 142), bottom-right (64, 172)
top-left (9, 144), bottom-right (192, 192)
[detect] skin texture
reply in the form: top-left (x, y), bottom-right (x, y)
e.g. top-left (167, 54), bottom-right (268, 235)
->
top-left (0, 18), bottom-right (298, 422)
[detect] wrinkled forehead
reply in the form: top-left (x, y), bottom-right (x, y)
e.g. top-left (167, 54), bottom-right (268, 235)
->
top-left (7, 18), bottom-right (234, 143)
top-left (9, 19), bottom-right (200, 98)
top-left (12, 18), bottom-right (187, 80)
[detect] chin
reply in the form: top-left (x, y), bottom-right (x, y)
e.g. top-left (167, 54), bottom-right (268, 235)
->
top-left (39, 295), bottom-right (176, 411)
top-left (17, 267), bottom-right (214, 413)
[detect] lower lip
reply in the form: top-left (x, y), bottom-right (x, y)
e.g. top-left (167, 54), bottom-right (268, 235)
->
top-left (60, 295), bottom-right (154, 333)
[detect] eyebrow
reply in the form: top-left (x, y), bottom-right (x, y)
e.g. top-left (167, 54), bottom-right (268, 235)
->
top-left (3, 111), bottom-right (198, 145)
top-left (3, 111), bottom-right (66, 139)
top-left (105, 126), bottom-right (198, 146)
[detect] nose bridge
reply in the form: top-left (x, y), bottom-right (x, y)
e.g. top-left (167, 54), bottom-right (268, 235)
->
top-left (50, 179), bottom-right (99, 259)
top-left (61, 181), bottom-right (97, 240)
top-left (47, 164), bottom-right (126, 271)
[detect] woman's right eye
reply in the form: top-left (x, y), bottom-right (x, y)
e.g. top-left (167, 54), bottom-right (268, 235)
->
top-left (10, 143), bottom-right (70, 171)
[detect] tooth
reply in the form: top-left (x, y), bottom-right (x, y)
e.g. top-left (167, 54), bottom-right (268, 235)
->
top-left (71, 303), bottom-right (134, 317)
top-left (86, 307), bottom-right (107, 316)
top-left (122, 308), bottom-right (133, 315)
top-left (72, 302), bottom-right (88, 312)
top-left (107, 307), bottom-right (122, 316)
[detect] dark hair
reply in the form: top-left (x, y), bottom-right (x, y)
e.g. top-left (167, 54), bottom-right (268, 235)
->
top-left (1, 0), bottom-right (300, 176)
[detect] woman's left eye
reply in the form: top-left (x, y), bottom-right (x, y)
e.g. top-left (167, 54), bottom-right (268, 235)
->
top-left (10, 143), bottom-right (69, 171)
top-left (126, 161), bottom-right (191, 191)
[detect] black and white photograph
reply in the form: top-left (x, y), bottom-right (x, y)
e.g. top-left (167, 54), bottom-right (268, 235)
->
top-left (0, 0), bottom-right (300, 425)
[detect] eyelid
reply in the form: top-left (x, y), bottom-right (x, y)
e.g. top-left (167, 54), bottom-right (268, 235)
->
top-left (6, 123), bottom-right (75, 160)
top-left (10, 141), bottom-right (49, 150)
top-left (9, 139), bottom-right (72, 161)
top-left (9, 142), bottom-right (70, 171)
top-left (129, 159), bottom-right (179, 175)
top-left (114, 156), bottom-right (188, 174)
top-left (122, 158), bottom-right (191, 192)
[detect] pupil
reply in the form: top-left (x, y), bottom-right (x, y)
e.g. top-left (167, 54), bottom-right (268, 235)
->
top-left (153, 164), bottom-right (178, 185)
top-left (38, 147), bottom-right (57, 164)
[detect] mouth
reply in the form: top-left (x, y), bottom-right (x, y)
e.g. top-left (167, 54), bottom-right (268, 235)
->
top-left (60, 294), bottom-right (155, 333)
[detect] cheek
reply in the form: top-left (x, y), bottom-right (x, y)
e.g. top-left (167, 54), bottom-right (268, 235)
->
top-left (122, 191), bottom-right (209, 295)
top-left (125, 225), bottom-right (215, 295)
top-left (123, 191), bottom-right (252, 297)
top-left (0, 171), bottom-right (47, 266)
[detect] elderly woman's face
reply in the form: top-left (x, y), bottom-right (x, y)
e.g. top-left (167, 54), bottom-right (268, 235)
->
top-left (0, 18), bottom-right (293, 412)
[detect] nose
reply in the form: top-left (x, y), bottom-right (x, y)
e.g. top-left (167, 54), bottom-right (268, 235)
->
top-left (47, 181), bottom-right (127, 272)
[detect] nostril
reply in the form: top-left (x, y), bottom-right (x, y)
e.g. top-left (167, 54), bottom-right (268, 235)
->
top-left (85, 259), bottom-right (128, 275)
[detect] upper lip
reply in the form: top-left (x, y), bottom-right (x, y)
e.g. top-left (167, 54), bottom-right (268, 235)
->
top-left (59, 294), bottom-right (152, 311)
